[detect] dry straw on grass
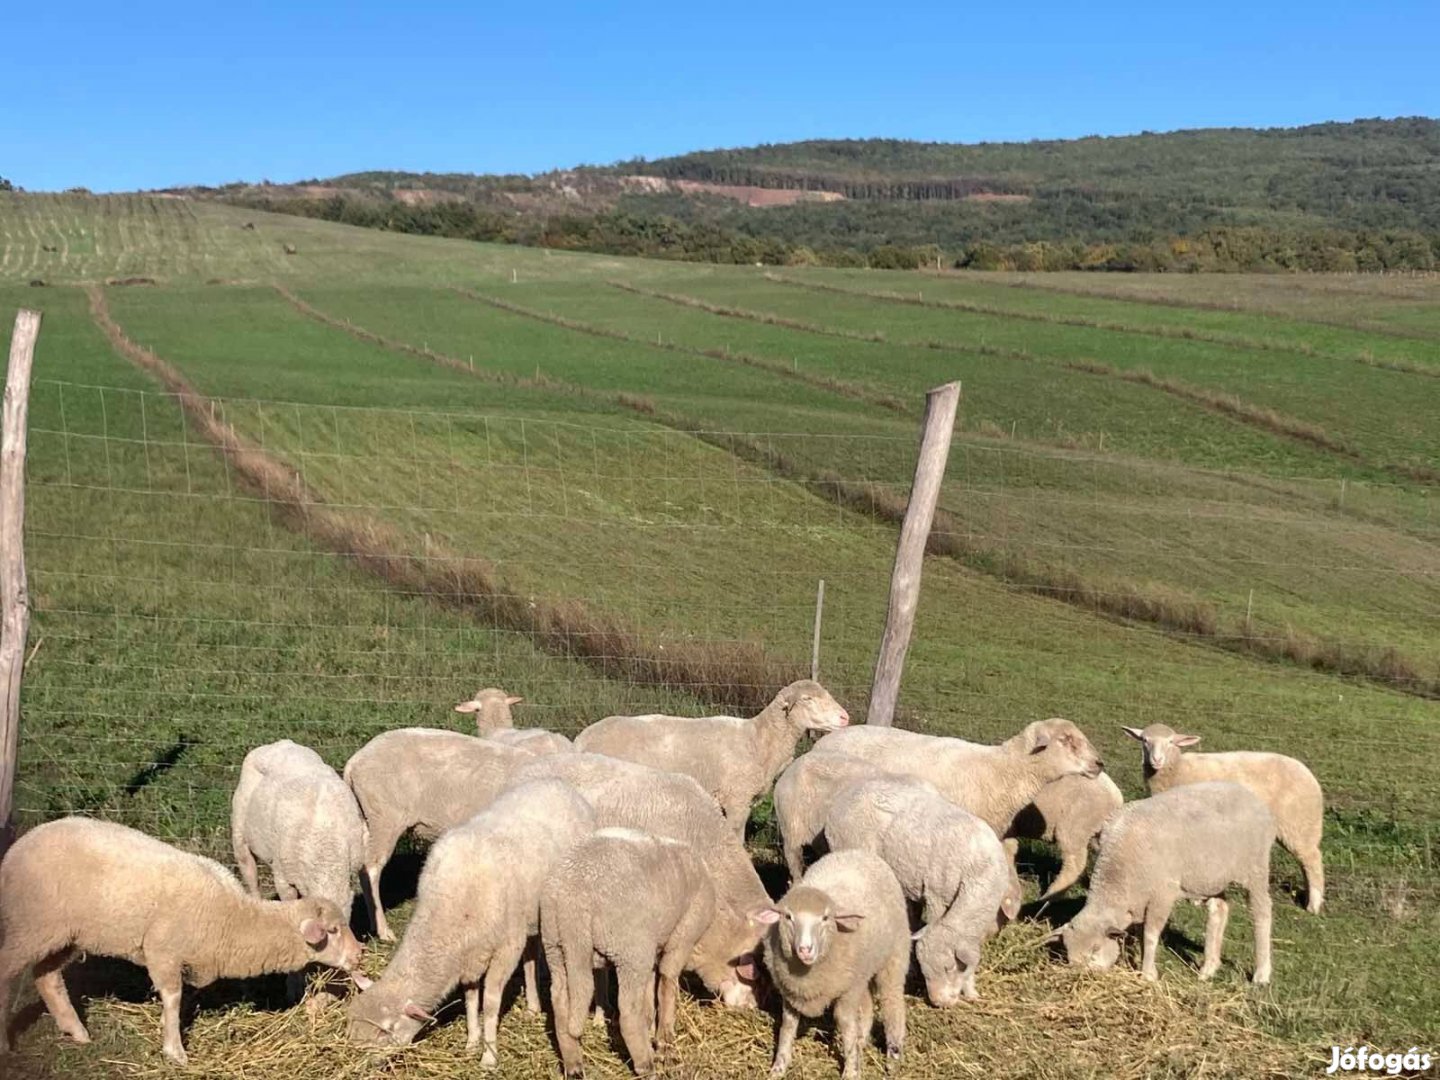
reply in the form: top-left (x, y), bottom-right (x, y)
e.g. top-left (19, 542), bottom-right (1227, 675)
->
top-left (4, 923), bottom-right (1310, 1080)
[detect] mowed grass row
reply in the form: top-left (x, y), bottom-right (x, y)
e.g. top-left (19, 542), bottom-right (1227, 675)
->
top-left (8, 283), bottom-right (713, 846)
top-left (633, 270), bottom-right (1440, 481)
top-left (95, 284), bottom-right (1440, 836)
top-left (347, 280), bottom-right (1440, 685)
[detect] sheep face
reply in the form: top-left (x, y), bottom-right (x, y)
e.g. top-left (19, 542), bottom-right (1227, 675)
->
top-left (346, 993), bottom-right (432, 1046)
top-left (1025, 718), bottom-right (1103, 780)
top-left (690, 908), bottom-right (764, 1009)
top-left (454, 687), bottom-right (522, 733)
top-left (754, 885), bottom-right (863, 968)
top-left (291, 898), bottom-right (365, 974)
top-left (780, 679), bottom-right (850, 733)
top-left (1121, 723), bottom-right (1200, 774)
top-left (1059, 914), bottom-right (1124, 970)
top-left (912, 925), bottom-right (978, 1006)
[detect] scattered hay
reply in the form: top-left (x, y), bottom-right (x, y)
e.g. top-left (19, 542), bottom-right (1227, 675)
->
top-left (3, 923), bottom-right (1309, 1079)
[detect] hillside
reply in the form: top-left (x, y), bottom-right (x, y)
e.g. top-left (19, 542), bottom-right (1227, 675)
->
top-left (175, 117), bottom-right (1440, 270)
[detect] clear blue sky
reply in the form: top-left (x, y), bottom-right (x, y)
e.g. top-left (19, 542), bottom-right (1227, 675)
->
top-left (7, 1), bottom-right (1437, 192)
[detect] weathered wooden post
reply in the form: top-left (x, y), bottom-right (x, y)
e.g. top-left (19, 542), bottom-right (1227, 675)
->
top-left (810, 579), bottom-right (825, 682)
top-left (867, 381), bottom-right (960, 726)
top-left (1, 309), bottom-right (41, 855)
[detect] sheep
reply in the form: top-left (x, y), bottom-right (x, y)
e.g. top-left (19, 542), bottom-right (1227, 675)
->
top-left (541, 828), bottom-right (716, 1078)
top-left (505, 752), bottom-right (770, 1009)
top-left (812, 718), bottom-right (1103, 836)
top-left (1006, 771), bottom-right (1125, 899)
top-left (347, 779), bottom-right (594, 1065)
top-left (773, 752), bottom-right (890, 882)
top-left (455, 687), bottom-right (573, 755)
top-left (1055, 780), bottom-right (1275, 984)
top-left (753, 850), bottom-right (910, 1080)
top-left (823, 777), bottom-right (1018, 1006)
top-left (1123, 723), bottom-right (1324, 913)
top-left (573, 679), bottom-right (851, 835)
top-left (0, 817), bottom-right (364, 1066)
top-left (343, 729), bottom-right (530, 941)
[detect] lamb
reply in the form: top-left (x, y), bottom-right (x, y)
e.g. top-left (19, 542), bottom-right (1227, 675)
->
top-left (0, 817), bottom-right (365, 1066)
top-left (573, 679), bottom-right (851, 835)
top-left (343, 729), bottom-right (530, 941)
top-left (753, 850), bottom-right (910, 1080)
top-left (505, 752), bottom-right (770, 1008)
top-left (824, 777), bottom-right (1018, 1006)
top-left (773, 752), bottom-right (890, 882)
top-left (455, 687), bottom-right (574, 755)
top-left (1005, 771), bottom-right (1125, 899)
top-left (812, 718), bottom-right (1103, 835)
top-left (347, 779), bottom-right (594, 1066)
top-left (1055, 780), bottom-right (1275, 984)
top-left (541, 828), bottom-right (716, 1078)
top-left (1123, 723), bottom-right (1324, 913)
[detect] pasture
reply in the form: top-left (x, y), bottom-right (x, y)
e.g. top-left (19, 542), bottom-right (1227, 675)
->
top-left (1, 193), bottom-right (1437, 1078)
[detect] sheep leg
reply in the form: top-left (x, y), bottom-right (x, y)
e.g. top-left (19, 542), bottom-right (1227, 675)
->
top-left (522, 937), bottom-right (542, 1013)
top-left (33, 949), bottom-right (89, 1044)
top-left (1249, 883), bottom-right (1273, 985)
top-left (272, 872), bottom-right (299, 902)
top-left (781, 835), bottom-right (805, 883)
top-left (721, 795), bottom-right (749, 839)
top-left (876, 947), bottom-right (907, 1070)
top-left (615, 962), bottom-right (657, 1077)
top-left (478, 935), bottom-right (527, 1067)
top-left (834, 987), bottom-right (867, 1080)
top-left (1198, 898), bottom-right (1229, 980)
top-left (361, 821), bottom-right (404, 942)
top-left (1298, 846), bottom-right (1325, 915)
top-left (1139, 897), bottom-right (1175, 982)
top-left (543, 941), bottom-right (585, 1080)
top-left (463, 981), bottom-right (480, 1050)
top-left (768, 1003), bottom-right (800, 1078)
top-left (591, 959), bottom-right (610, 1025)
top-left (146, 958), bottom-right (188, 1067)
top-left (233, 840), bottom-right (261, 899)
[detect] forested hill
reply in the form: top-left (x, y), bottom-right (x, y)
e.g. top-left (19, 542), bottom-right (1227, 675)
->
top-left (187, 118), bottom-right (1440, 271)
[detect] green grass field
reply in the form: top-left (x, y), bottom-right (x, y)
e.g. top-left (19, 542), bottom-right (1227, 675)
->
top-left (2, 195), bottom-right (1438, 1078)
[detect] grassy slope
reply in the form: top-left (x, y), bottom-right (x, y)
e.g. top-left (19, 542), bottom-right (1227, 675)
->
top-left (2, 198), bottom-right (1439, 1071)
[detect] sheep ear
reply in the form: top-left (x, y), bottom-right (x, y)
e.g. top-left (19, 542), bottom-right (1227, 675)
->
top-left (402, 1002), bottom-right (435, 1023)
top-left (455, 700), bottom-right (481, 713)
top-left (749, 906), bottom-right (782, 926)
top-left (733, 952), bottom-right (758, 979)
top-left (1120, 726), bottom-right (1145, 741)
top-left (351, 971), bottom-right (374, 991)
top-left (300, 919), bottom-right (329, 947)
top-left (1029, 731), bottom-right (1051, 753)
top-left (834, 913), bottom-right (864, 932)
top-left (1173, 734), bottom-right (1201, 747)
top-left (505, 695), bottom-right (524, 705)
top-left (1001, 894), bottom-right (1022, 921)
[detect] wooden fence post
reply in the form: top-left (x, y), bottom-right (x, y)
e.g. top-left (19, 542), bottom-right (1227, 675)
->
top-left (1, 309), bottom-right (41, 855)
top-left (867, 381), bottom-right (960, 726)
top-left (810, 579), bottom-right (825, 682)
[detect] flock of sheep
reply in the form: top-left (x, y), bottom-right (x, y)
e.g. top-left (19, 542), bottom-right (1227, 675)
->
top-left (0, 678), bottom-right (1326, 1077)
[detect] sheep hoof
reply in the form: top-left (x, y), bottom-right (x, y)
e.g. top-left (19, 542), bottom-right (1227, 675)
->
top-left (377, 928), bottom-right (396, 944)
top-left (1141, 969), bottom-right (1159, 982)
top-left (1198, 967), bottom-right (1218, 981)
top-left (480, 1047), bottom-right (498, 1069)
top-left (62, 1024), bottom-right (92, 1044)
top-left (163, 1043), bottom-right (189, 1067)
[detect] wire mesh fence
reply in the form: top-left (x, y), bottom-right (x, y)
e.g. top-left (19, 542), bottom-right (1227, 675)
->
top-left (13, 377), bottom-right (1440, 906)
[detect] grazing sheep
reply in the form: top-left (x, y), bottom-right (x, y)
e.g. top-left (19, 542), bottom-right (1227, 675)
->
top-left (824, 778), bottom-right (1017, 1005)
top-left (0, 818), bottom-right (364, 1066)
top-left (1056, 781), bottom-right (1275, 984)
top-left (1123, 723), bottom-right (1325, 913)
top-left (813, 718), bottom-right (1103, 835)
top-left (454, 687), bottom-right (524, 734)
top-left (754, 850), bottom-right (910, 1080)
top-left (573, 680), bottom-right (851, 835)
top-left (1006, 771), bottom-right (1124, 899)
top-left (343, 729), bottom-right (530, 941)
top-left (347, 779), bottom-right (594, 1065)
top-left (774, 752), bottom-right (890, 882)
top-left (542, 828), bottom-right (716, 1077)
top-left (506, 752), bottom-right (769, 1008)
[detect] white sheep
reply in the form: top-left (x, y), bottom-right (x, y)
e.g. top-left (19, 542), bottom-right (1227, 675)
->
top-left (0, 817), bottom-right (365, 1066)
top-left (824, 777), bottom-right (1018, 1005)
top-left (541, 828), bottom-right (716, 1078)
top-left (773, 752), bottom-right (890, 882)
top-left (454, 688), bottom-right (573, 754)
top-left (812, 718), bottom-right (1103, 835)
top-left (1123, 723), bottom-right (1324, 913)
top-left (347, 779), bottom-right (594, 1066)
top-left (1006, 771), bottom-right (1124, 899)
top-left (343, 728), bottom-right (530, 941)
top-left (753, 849), bottom-right (910, 1080)
top-left (1056, 780), bottom-right (1276, 984)
top-left (573, 679), bottom-right (850, 835)
top-left (506, 752), bottom-right (770, 1009)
